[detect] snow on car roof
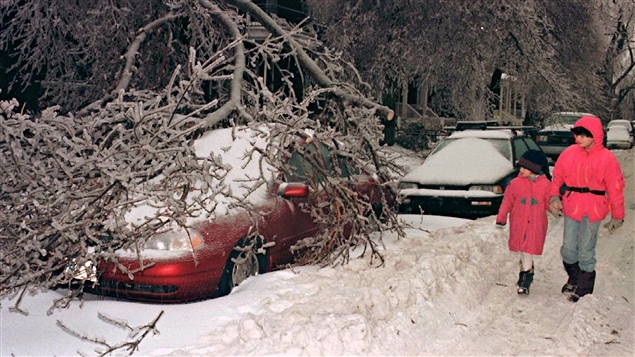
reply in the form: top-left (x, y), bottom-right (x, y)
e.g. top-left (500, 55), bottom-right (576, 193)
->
top-left (608, 119), bottom-right (631, 124)
top-left (553, 111), bottom-right (594, 116)
top-left (447, 129), bottom-right (517, 139)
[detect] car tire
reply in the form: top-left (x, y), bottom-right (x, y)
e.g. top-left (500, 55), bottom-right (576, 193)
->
top-left (215, 234), bottom-right (268, 297)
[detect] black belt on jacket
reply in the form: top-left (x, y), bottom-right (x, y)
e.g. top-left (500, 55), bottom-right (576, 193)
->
top-left (565, 186), bottom-right (606, 196)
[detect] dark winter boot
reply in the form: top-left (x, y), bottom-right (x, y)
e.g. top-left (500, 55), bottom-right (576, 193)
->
top-left (562, 261), bottom-right (581, 294)
top-left (517, 266), bottom-right (534, 295)
top-left (568, 270), bottom-right (596, 303)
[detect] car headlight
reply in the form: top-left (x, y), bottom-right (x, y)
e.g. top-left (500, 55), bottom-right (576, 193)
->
top-left (398, 182), bottom-right (419, 190)
top-left (144, 228), bottom-right (205, 251)
top-left (469, 185), bottom-right (504, 194)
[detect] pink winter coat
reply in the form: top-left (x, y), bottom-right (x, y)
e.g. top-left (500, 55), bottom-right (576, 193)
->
top-left (496, 174), bottom-right (551, 255)
top-left (550, 116), bottom-right (626, 222)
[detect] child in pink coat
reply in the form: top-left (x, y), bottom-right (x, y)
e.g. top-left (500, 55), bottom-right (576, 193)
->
top-left (496, 149), bottom-right (552, 294)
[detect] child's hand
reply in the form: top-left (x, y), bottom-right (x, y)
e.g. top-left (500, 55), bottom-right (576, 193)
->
top-left (549, 206), bottom-right (563, 218)
top-left (549, 196), bottom-right (563, 217)
top-left (495, 222), bottom-right (506, 228)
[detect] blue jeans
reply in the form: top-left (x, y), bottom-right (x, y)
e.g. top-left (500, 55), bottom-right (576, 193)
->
top-left (561, 216), bottom-right (600, 272)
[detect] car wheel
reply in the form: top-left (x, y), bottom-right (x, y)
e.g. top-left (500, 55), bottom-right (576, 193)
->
top-left (215, 234), bottom-right (268, 297)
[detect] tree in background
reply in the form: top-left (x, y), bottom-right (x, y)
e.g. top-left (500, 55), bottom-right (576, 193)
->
top-left (3, 0), bottom-right (633, 121)
top-left (305, 0), bottom-right (634, 122)
top-left (595, 0), bottom-right (635, 120)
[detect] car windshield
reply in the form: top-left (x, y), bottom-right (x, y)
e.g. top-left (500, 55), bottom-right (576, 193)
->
top-left (607, 126), bottom-right (630, 137)
top-left (608, 120), bottom-right (632, 131)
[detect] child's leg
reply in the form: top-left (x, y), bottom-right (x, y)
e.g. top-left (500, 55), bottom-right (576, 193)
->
top-left (517, 252), bottom-right (534, 294)
top-left (520, 252), bottom-right (534, 272)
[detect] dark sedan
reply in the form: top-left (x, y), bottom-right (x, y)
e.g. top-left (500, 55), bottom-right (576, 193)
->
top-left (535, 112), bottom-right (595, 161)
top-left (398, 127), bottom-right (546, 219)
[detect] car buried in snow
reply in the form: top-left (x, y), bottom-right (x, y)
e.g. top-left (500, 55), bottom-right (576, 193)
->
top-left (606, 119), bottom-right (634, 149)
top-left (67, 125), bottom-right (395, 303)
top-left (397, 123), bottom-right (547, 219)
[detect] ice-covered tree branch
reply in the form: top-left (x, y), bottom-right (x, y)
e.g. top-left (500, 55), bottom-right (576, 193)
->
top-left (1, 1), bottom-right (402, 314)
top-left (229, 0), bottom-right (394, 121)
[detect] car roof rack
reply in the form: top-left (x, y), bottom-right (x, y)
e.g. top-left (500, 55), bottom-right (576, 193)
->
top-left (450, 121), bottom-right (499, 130)
top-left (444, 121), bottom-right (536, 132)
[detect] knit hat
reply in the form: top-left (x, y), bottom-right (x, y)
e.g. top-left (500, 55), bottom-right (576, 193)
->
top-left (517, 149), bottom-right (547, 174)
top-left (571, 126), bottom-right (593, 138)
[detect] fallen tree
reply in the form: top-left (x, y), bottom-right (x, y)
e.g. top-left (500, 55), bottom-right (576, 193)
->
top-left (0, 0), bottom-right (405, 311)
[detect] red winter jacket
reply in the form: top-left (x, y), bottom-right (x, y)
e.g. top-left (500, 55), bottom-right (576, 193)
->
top-left (550, 116), bottom-right (626, 222)
top-left (496, 174), bottom-right (551, 255)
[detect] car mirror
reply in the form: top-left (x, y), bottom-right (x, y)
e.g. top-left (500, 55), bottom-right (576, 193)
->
top-left (278, 182), bottom-right (310, 199)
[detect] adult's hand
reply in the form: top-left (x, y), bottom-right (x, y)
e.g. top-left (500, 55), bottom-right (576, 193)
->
top-left (603, 219), bottom-right (624, 233)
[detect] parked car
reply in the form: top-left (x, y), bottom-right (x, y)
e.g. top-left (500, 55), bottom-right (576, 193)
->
top-left (70, 125), bottom-right (395, 303)
top-left (535, 112), bottom-right (595, 161)
top-left (606, 120), bottom-right (633, 149)
top-left (607, 119), bottom-right (634, 135)
top-left (397, 125), bottom-right (546, 219)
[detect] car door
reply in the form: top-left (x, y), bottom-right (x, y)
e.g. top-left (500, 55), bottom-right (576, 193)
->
top-left (266, 140), bottom-right (350, 267)
top-left (268, 140), bottom-right (385, 266)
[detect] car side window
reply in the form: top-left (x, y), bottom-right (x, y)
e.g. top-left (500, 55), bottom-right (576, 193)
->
top-left (512, 138), bottom-right (530, 161)
top-left (523, 137), bottom-right (541, 151)
top-left (487, 138), bottom-right (512, 161)
top-left (285, 141), bottom-right (354, 183)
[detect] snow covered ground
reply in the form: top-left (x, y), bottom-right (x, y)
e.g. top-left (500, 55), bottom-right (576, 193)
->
top-left (1, 148), bottom-right (633, 356)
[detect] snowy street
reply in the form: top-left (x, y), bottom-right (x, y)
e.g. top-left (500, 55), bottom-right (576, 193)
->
top-left (1, 148), bottom-right (633, 356)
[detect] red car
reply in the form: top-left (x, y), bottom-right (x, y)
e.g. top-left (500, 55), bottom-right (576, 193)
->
top-left (75, 125), bottom-right (394, 303)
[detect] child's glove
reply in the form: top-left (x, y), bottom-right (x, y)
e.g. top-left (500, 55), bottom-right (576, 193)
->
top-left (603, 219), bottom-right (624, 233)
top-left (495, 222), bottom-right (506, 229)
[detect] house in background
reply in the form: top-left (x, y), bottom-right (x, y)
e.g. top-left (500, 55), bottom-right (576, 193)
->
top-left (489, 68), bottom-right (526, 126)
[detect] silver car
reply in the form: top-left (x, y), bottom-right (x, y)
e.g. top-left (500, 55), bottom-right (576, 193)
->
top-left (606, 121), bottom-right (633, 149)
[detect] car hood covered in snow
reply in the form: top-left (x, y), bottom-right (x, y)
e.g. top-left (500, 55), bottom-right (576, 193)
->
top-left (400, 137), bottom-right (513, 185)
top-left (125, 125), bottom-right (276, 227)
